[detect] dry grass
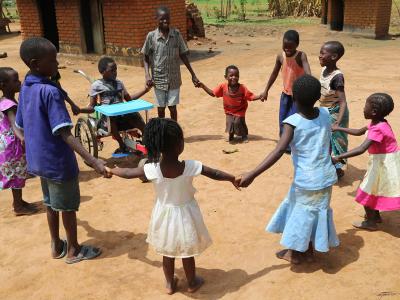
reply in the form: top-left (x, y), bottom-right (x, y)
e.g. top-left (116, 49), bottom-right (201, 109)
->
top-left (268, 0), bottom-right (321, 17)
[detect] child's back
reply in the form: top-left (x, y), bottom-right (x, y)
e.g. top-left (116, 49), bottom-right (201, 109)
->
top-left (287, 107), bottom-right (337, 190)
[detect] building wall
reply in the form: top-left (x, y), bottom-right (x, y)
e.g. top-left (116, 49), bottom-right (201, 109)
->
top-left (16, 0), bottom-right (43, 38)
top-left (55, 0), bottom-right (83, 54)
top-left (327, 0), bottom-right (392, 38)
top-left (103, 0), bottom-right (187, 64)
top-left (16, 0), bottom-right (187, 65)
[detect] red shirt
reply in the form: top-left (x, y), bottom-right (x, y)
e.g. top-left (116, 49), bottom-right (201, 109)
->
top-left (213, 83), bottom-right (255, 117)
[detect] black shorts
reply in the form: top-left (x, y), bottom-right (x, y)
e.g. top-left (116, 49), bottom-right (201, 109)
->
top-left (100, 112), bottom-right (145, 132)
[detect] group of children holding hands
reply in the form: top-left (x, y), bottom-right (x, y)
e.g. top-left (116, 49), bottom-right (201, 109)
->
top-left (0, 5), bottom-right (399, 295)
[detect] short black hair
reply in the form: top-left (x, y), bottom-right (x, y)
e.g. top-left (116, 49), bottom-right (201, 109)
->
top-left (292, 75), bottom-right (321, 107)
top-left (0, 67), bottom-right (14, 85)
top-left (283, 30), bottom-right (300, 45)
top-left (225, 65), bottom-right (239, 76)
top-left (143, 118), bottom-right (184, 163)
top-left (98, 56), bottom-right (115, 73)
top-left (20, 37), bottom-right (55, 67)
top-left (368, 93), bottom-right (394, 118)
top-left (156, 6), bottom-right (170, 17)
top-left (324, 41), bottom-right (345, 59)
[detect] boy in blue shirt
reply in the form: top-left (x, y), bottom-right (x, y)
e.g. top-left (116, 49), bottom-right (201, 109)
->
top-left (16, 37), bottom-right (105, 264)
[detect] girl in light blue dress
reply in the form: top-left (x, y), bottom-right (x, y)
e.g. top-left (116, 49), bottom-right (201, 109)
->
top-left (239, 74), bottom-right (339, 264)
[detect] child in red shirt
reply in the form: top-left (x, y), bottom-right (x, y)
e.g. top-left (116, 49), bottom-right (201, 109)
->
top-left (198, 65), bottom-right (261, 143)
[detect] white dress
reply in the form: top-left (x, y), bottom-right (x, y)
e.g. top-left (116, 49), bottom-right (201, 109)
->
top-left (144, 160), bottom-right (212, 258)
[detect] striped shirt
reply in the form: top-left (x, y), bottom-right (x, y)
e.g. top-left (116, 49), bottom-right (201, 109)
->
top-left (141, 28), bottom-right (189, 91)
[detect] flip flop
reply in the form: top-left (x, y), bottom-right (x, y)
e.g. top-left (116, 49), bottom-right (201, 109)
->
top-left (54, 239), bottom-right (67, 259)
top-left (65, 245), bottom-right (102, 264)
top-left (222, 148), bottom-right (239, 154)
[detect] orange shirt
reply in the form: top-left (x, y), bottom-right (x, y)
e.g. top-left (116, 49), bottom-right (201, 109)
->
top-left (213, 83), bottom-right (255, 117)
top-left (282, 51), bottom-right (305, 96)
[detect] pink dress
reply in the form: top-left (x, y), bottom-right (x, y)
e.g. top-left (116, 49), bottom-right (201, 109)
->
top-left (0, 98), bottom-right (27, 190)
top-left (355, 121), bottom-right (400, 210)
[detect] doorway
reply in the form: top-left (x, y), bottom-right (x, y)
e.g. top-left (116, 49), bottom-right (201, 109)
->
top-left (80, 0), bottom-right (105, 54)
top-left (330, 0), bottom-right (344, 31)
top-left (37, 0), bottom-right (59, 50)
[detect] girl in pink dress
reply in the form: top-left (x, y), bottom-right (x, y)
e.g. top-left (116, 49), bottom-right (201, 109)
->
top-left (332, 93), bottom-right (400, 230)
top-left (0, 67), bottom-right (37, 215)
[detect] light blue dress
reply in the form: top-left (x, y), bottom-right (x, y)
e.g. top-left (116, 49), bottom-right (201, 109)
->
top-left (266, 108), bottom-right (339, 252)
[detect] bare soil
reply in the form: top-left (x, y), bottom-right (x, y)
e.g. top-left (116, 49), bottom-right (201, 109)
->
top-left (1, 22), bottom-right (400, 300)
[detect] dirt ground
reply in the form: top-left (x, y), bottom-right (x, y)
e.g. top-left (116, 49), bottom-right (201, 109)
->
top-left (1, 22), bottom-right (400, 300)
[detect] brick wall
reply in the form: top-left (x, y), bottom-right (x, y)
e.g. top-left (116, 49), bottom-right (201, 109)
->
top-left (342, 0), bottom-right (391, 38)
top-left (16, 0), bottom-right (188, 65)
top-left (326, 0), bottom-right (392, 38)
top-left (103, 0), bottom-right (187, 63)
top-left (55, 0), bottom-right (83, 54)
top-left (16, 0), bottom-right (43, 38)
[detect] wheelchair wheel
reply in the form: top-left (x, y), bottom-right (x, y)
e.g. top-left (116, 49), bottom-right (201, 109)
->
top-left (75, 117), bottom-right (98, 158)
top-left (138, 157), bottom-right (149, 183)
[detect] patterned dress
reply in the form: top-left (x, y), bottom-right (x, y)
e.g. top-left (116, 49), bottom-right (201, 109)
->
top-left (0, 98), bottom-right (27, 190)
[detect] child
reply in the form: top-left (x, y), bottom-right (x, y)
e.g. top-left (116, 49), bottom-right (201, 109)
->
top-left (198, 65), bottom-right (261, 143)
top-left (0, 67), bottom-right (37, 216)
top-left (319, 41), bottom-right (349, 178)
top-left (82, 56), bottom-right (151, 154)
top-left (141, 6), bottom-right (200, 121)
top-left (105, 118), bottom-right (238, 294)
top-left (332, 93), bottom-right (399, 231)
top-left (261, 30), bottom-right (311, 138)
top-left (16, 37), bottom-right (106, 263)
top-left (239, 75), bottom-right (339, 264)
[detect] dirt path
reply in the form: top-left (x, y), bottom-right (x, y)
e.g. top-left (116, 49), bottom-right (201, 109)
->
top-left (1, 22), bottom-right (400, 300)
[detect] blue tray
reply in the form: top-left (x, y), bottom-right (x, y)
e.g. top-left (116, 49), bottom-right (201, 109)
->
top-left (94, 99), bottom-right (154, 117)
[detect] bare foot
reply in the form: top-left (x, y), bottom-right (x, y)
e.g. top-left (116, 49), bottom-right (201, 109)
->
top-left (51, 239), bottom-right (67, 259)
top-left (241, 136), bottom-right (249, 143)
top-left (14, 205), bottom-right (38, 216)
top-left (187, 276), bottom-right (204, 293)
top-left (304, 247), bottom-right (316, 263)
top-left (166, 276), bottom-right (179, 295)
top-left (276, 249), bottom-right (301, 264)
top-left (336, 168), bottom-right (345, 179)
top-left (352, 220), bottom-right (378, 231)
top-left (21, 200), bottom-right (37, 209)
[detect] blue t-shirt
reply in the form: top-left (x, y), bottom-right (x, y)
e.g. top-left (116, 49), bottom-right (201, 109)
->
top-left (16, 74), bottom-right (79, 181)
top-left (284, 108), bottom-right (337, 190)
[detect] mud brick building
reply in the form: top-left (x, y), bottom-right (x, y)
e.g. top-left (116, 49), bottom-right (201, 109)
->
top-left (15, 0), bottom-right (187, 65)
top-left (321, 0), bottom-right (392, 39)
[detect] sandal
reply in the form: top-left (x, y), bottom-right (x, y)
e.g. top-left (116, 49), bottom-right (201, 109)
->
top-left (53, 239), bottom-right (68, 259)
top-left (65, 245), bottom-right (102, 264)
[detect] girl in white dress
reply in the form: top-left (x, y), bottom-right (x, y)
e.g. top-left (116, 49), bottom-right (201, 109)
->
top-left (106, 118), bottom-right (238, 294)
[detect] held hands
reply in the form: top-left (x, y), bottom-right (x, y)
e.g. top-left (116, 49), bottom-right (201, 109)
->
top-left (331, 156), bottom-right (345, 165)
top-left (331, 123), bottom-right (341, 132)
top-left (89, 158), bottom-right (107, 175)
top-left (71, 103), bottom-right (81, 116)
top-left (145, 75), bottom-right (154, 89)
top-left (260, 91), bottom-right (268, 102)
top-left (192, 75), bottom-right (201, 87)
top-left (104, 166), bottom-right (113, 178)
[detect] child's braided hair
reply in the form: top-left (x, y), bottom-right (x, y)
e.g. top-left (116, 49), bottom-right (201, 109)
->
top-left (143, 118), bottom-right (184, 163)
top-left (368, 93), bottom-right (394, 119)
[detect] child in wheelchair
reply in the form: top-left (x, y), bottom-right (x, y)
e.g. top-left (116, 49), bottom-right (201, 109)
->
top-left (80, 56), bottom-right (152, 154)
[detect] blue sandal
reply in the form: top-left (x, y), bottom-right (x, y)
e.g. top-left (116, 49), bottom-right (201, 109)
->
top-left (65, 245), bottom-right (102, 264)
top-left (53, 239), bottom-right (67, 259)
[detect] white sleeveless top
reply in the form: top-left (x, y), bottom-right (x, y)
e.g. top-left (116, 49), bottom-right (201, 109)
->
top-left (319, 67), bottom-right (343, 108)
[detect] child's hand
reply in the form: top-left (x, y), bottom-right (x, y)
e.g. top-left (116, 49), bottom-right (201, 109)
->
top-left (331, 123), bottom-right (341, 132)
top-left (239, 172), bottom-right (254, 188)
top-left (91, 158), bottom-right (107, 175)
top-left (192, 75), bottom-right (200, 87)
top-left (233, 176), bottom-right (242, 190)
top-left (71, 104), bottom-right (81, 116)
top-left (260, 91), bottom-right (268, 102)
top-left (104, 166), bottom-right (113, 178)
top-left (331, 156), bottom-right (345, 165)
